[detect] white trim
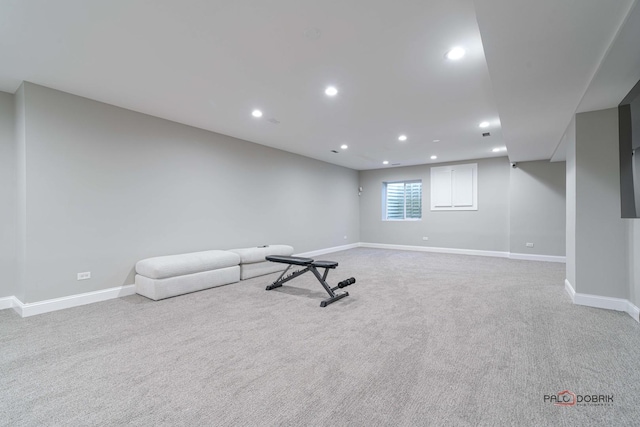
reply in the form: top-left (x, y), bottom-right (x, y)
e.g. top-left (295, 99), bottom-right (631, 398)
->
top-left (627, 302), bottom-right (640, 323)
top-left (11, 285), bottom-right (136, 318)
top-left (565, 278), bottom-right (639, 323)
top-left (296, 243), bottom-right (360, 258)
top-left (573, 293), bottom-right (629, 312)
top-left (564, 279), bottom-right (576, 301)
top-left (359, 242), bottom-right (510, 259)
top-left (510, 253), bottom-right (566, 263)
top-left (0, 296), bottom-right (18, 311)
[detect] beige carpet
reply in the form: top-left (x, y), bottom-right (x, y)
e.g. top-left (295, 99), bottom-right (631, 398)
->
top-left (1, 248), bottom-right (639, 426)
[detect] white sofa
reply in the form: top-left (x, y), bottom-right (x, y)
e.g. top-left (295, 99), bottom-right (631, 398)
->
top-left (135, 250), bottom-right (240, 301)
top-left (134, 244), bottom-right (295, 300)
top-left (228, 245), bottom-right (294, 280)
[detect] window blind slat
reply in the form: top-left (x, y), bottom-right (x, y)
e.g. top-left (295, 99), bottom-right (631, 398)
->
top-left (385, 181), bottom-right (422, 219)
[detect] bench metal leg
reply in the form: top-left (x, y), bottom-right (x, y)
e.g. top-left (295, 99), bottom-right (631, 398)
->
top-left (266, 266), bottom-right (310, 290)
top-left (265, 258), bottom-right (353, 306)
top-left (320, 291), bottom-right (349, 307)
top-left (309, 266), bottom-right (348, 307)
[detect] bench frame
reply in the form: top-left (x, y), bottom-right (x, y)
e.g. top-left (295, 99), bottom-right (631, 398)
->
top-left (265, 256), bottom-right (349, 307)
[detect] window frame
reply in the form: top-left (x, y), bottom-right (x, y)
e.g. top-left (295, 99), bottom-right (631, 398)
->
top-left (382, 179), bottom-right (423, 221)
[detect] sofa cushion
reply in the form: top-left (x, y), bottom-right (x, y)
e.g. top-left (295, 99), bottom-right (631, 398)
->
top-left (228, 245), bottom-right (294, 264)
top-left (239, 261), bottom-right (289, 280)
top-left (135, 266), bottom-right (240, 300)
top-left (135, 250), bottom-right (240, 280)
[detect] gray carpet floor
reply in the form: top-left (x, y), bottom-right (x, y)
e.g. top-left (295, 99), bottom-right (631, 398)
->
top-left (1, 248), bottom-right (639, 426)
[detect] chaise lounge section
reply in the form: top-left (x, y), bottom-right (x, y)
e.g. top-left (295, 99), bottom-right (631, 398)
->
top-left (135, 250), bottom-right (241, 301)
top-left (134, 244), bottom-right (295, 300)
top-left (228, 245), bottom-right (294, 280)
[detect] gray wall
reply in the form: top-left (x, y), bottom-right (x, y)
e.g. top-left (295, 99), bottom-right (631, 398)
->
top-left (631, 221), bottom-right (640, 306)
top-left (0, 91), bottom-right (16, 298)
top-left (573, 108), bottom-right (629, 298)
top-left (18, 83), bottom-right (359, 303)
top-left (359, 157), bottom-right (511, 251)
top-left (565, 118), bottom-right (577, 288)
top-left (14, 84), bottom-right (27, 302)
top-left (509, 160), bottom-right (566, 256)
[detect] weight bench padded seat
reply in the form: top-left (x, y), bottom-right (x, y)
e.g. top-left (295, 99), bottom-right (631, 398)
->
top-left (135, 250), bottom-right (241, 301)
top-left (228, 245), bottom-right (294, 280)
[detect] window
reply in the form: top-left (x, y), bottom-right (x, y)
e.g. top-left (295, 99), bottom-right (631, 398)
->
top-left (383, 180), bottom-right (422, 220)
top-left (430, 163), bottom-right (477, 211)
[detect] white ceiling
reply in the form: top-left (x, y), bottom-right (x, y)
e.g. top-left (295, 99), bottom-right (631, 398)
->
top-left (0, 0), bottom-right (638, 170)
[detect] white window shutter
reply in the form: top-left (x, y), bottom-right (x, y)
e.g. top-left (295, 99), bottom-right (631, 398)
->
top-left (432, 169), bottom-right (452, 208)
top-left (452, 166), bottom-right (474, 207)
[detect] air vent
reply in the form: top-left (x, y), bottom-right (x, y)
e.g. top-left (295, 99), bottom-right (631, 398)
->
top-left (331, 150), bottom-right (339, 153)
top-left (482, 132), bottom-right (491, 137)
top-left (267, 118), bottom-right (280, 124)
top-left (392, 163), bottom-right (401, 166)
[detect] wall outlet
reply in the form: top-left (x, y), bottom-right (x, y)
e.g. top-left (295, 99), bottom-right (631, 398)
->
top-left (422, 237), bottom-right (429, 241)
top-left (525, 243), bottom-right (534, 248)
top-left (77, 271), bottom-right (91, 280)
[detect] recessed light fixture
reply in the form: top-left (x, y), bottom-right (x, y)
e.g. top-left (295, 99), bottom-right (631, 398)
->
top-left (433, 139), bottom-right (441, 143)
top-left (252, 109), bottom-right (263, 118)
top-left (430, 155), bottom-right (438, 160)
top-left (479, 121), bottom-right (490, 128)
top-left (304, 27), bottom-right (322, 41)
top-left (492, 147), bottom-right (507, 152)
top-left (398, 135), bottom-right (407, 141)
top-left (325, 86), bottom-right (338, 96)
top-left (446, 47), bottom-right (466, 60)
top-left (383, 160), bottom-right (389, 165)
top-left (340, 144), bottom-right (348, 150)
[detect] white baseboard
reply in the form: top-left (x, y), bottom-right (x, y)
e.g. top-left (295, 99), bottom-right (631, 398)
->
top-left (564, 279), bottom-right (576, 301)
top-left (296, 243), bottom-right (360, 258)
top-left (358, 242), bottom-right (511, 259)
top-left (0, 296), bottom-right (19, 311)
top-left (564, 278), bottom-right (639, 322)
top-left (627, 302), bottom-right (640, 322)
top-left (510, 253), bottom-right (566, 263)
top-left (4, 285), bottom-right (136, 318)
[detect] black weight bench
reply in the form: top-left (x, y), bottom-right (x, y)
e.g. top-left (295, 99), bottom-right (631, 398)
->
top-left (265, 255), bottom-right (355, 307)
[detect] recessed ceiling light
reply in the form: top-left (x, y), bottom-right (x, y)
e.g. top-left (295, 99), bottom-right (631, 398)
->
top-left (430, 155), bottom-right (438, 160)
top-left (304, 27), bottom-right (322, 41)
top-left (479, 121), bottom-right (490, 128)
top-left (340, 144), bottom-right (348, 150)
top-left (433, 139), bottom-right (441, 143)
top-left (446, 47), bottom-right (466, 60)
top-left (492, 147), bottom-right (506, 152)
top-left (252, 109), bottom-right (263, 118)
top-left (383, 160), bottom-right (389, 165)
top-left (398, 135), bottom-right (407, 141)
top-left (325, 86), bottom-right (338, 96)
